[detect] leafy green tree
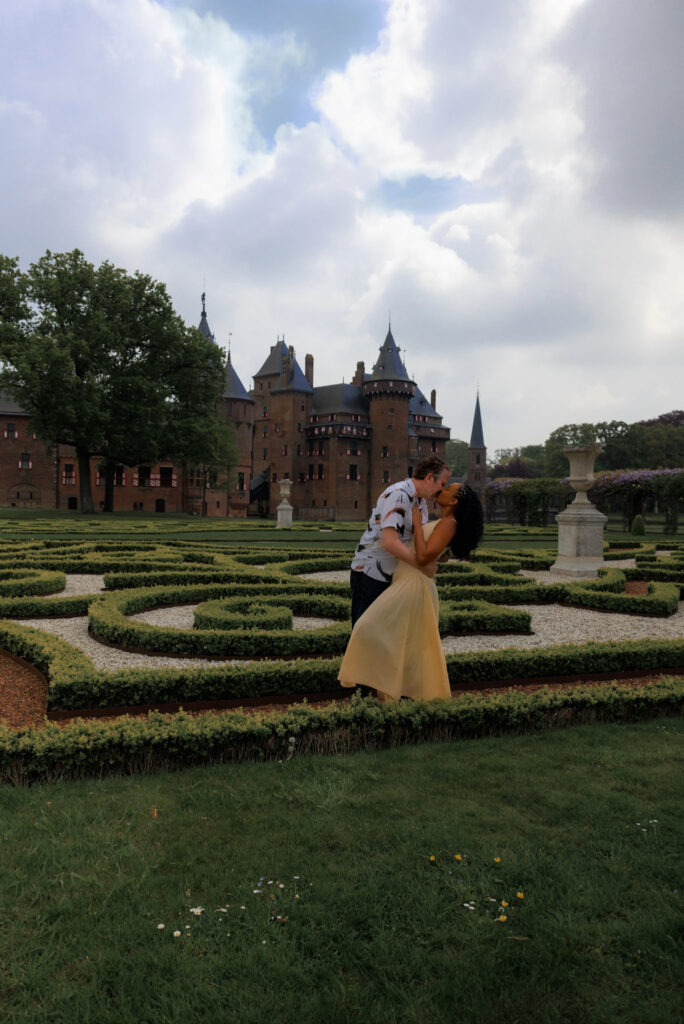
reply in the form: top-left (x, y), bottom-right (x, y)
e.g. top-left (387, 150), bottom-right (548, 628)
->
top-left (445, 438), bottom-right (468, 478)
top-left (543, 423), bottom-right (598, 477)
top-left (0, 250), bottom-right (229, 513)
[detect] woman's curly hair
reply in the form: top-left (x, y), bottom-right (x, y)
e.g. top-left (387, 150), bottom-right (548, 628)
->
top-left (449, 483), bottom-right (484, 559)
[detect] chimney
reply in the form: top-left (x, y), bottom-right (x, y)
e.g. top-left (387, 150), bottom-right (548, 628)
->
top-left (281, 350), bottom-right (289, 385)
top-left (305, 353), bottom-right (314, 386)
top-left (352, 360), bottom-right (365, 386)
top-left (430, 388), bottom-right (436, 409)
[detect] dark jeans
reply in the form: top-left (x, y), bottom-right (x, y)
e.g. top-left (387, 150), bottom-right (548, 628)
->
top-left (350, 570), bottom-right (392, 627)
top-left (349, 571), bottom-right (392, 698)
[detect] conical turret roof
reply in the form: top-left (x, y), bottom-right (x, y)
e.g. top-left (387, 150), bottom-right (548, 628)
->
top-left (367, 327), bottom-right (411, 382)
top-left (224, 352), bottom-right (252, 401)
top-left (469, 393), bottom-right (485, 448)
top-left (198, 292), bottom-right (214, 341)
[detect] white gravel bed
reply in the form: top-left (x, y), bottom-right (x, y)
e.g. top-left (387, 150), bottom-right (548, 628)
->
top-left (442, 601), bottom-right (684, 654)
top-left (130, 605), bottom-right (336, 631)
top-left (299, 570), bottom-right (349, 582)
top-left (38, 574), bottom-right (106, 596)
top-left (13, 616), bottom-right (249, 672)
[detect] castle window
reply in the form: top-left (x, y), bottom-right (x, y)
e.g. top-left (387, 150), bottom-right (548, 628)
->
top-left (475, 453), bottom-right (481, 465)
top-left (259, 382), bottom-right (263, 390)
top-left (296, 444), bottom-right (302, 456)
top-left (382, 446), bottom-right (388, 458)
top-left (308, 463), bottom-right (314, 480)
top-left (137, 466), bottom-right (151, 487)
top-left (383, 471), bottom-right (389, 483)
top-left (263, 448), bottom-right (268, 460)
top-left (431, 440), bottom-right (437, 452)
top-left (408, 465), bottom-right (413, 477)
top-left (263, 426), bottom-right (268, 436)
top-left (298, 423), bottom-right (302, 432)
top-left (115, 466), bottom-right (125, 486)
top-left (209, 471), bottom-right (218, 490)
top-left (4, 423), bottom-right (16, 439)
top-left (272, 472), bottom-right (278, 483)
top-left (348, 464), bottom-right (358, 481)
top-left (283, 444), bottom-right (288, 456)
top-left (160, 466), bottom-right (173, 488)
top-left (354, 500), bottom-right (358, 509)
top-left (63, 463), bottom-right (75, 485)
top-left (238, 472), bottom-right (245, 491)
top-left (18, 452), bottom-right (31, 470)
top-left (263, 406), bottom-right (268, 418)
top-left (318, 464), bottom-right (324, 480)
top-left (386, 424), bottom-right (392, 431)
top-left (299, 472), bottom-right (305, 483)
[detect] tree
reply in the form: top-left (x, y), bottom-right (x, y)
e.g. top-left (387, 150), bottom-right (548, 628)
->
top-left (543, 423), bottom-right (598, 477)
top-left (445, 438), bottom-right (468, 478)
top-left (0, 250), bottom-right (230, 513)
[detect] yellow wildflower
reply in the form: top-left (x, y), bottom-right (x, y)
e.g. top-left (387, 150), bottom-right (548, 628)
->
top-left (501, 900), bottom-right (509, 907)
top-left (429, 855), bottom-right (436, 862)
top-left (454, 854), bottom-right (462, 861)
top-left (494, 856), bottom-right (501, 863)
top-left (517, 892), bottom-right (524, 899)
top-left (498, 915), bottom-right (507, 922)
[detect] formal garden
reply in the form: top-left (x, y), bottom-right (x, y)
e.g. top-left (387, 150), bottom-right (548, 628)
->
top-left (0, 513), bottom-right (682, 1022)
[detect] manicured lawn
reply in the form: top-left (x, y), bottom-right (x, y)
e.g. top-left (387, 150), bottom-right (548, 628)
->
top-left (1, 719), bottom-right (681, 1024)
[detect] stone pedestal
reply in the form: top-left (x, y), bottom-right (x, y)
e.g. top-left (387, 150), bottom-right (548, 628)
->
top-left (276, 479), bottom-right (293, 529)
top-left (550, 444), bottom-right (607, 578)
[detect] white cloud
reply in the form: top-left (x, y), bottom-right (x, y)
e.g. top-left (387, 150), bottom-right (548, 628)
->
top-left (1, 0), bottom-right (683, 456)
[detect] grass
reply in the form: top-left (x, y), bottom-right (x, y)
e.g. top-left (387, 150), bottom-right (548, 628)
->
top-left (1, 719), bottom-right (682, 1024)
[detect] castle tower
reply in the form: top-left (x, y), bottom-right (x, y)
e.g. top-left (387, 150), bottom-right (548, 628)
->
top-left (196, 294), bottom-right (254, 516)
top-left (222, 347), bottom-right (254, 517)
top-left (251, 337), bottom-right (313, 515)
top-left (362, 326), bottom-right (415, 496)
top-left (467, 392), bottom-right (486, 501)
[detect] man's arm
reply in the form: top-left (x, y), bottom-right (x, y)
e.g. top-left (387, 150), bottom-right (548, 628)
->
top-left (380, 527), bottom-right (438, 578)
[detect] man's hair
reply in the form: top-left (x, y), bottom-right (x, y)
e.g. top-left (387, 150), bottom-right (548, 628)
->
top-left (413, 456), bottom-right (449, 480)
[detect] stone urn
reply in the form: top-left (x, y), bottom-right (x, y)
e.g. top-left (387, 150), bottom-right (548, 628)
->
top-left (550, 443), bottom-right (607, 578)
top-left (276, 478), bottom-right (293, 529)
top-left (565, 444), bottom-right (603, 506)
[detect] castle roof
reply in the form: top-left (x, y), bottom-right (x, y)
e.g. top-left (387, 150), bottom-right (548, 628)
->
top-left (255, 339), bottom-right (289, 378)
top-left (198, 292), bottom-right (214, 341)
top-left (0, 392), bottom-right (27, 416)
top-left (223, 353), bottom-right (252, 402)
top-left (469, 393), bottom-right (485, 448)
top-left (271, 357), bottom-right (314, 394)
top-left (367, 327), bottom-right (411, 382)
top-left (312, 383), bottom-right (368, 418)
top-left (409, 385), bottom-right (440, 421)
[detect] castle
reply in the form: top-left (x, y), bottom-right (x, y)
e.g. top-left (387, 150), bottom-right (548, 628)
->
top-left (0, 298), bottom-right (486, 517)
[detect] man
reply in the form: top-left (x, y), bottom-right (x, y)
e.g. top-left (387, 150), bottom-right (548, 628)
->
top-left (350, 456), bottom-right (451, 626)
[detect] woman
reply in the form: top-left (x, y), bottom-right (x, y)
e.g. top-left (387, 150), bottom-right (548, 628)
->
top-left (338, 482), bottom-right (483, 701)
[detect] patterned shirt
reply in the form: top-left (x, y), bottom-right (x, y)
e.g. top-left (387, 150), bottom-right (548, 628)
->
top-left (351, 479), bottom-right (428, 582)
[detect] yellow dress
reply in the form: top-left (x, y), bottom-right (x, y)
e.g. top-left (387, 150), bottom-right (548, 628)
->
top-left (338, 520), bottom-right (451, 701)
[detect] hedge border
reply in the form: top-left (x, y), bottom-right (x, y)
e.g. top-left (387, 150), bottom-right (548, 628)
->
top-left (1, 680), bottom-right (681, 785)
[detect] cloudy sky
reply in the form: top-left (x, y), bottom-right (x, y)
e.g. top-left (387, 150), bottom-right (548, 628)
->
top-left (2, 0), bottom-right (682, 457)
